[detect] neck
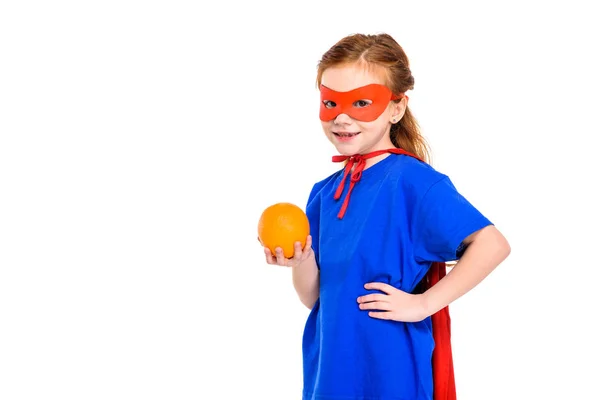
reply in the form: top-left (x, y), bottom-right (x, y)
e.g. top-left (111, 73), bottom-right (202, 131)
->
top-left (359, 143), bottom-right (397, 168)
top-left (363, 151), bottom-right (391, 169)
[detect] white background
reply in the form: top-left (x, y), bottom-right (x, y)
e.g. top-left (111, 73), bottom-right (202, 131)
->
top-left (1, 1), bottom-right (599, 399)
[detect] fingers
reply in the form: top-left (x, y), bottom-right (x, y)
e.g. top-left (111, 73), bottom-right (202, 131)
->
top-left (264, 247), bottom-right (276, 265)
top-left (262, 235), bottom-right (314, 268)
top-left (304, 235), bottom-right (312, 255)
top-left (357, 293), bottom-right (388, 304)
top-left (274, 247), bottom-right (287, 265)
top-left (291, 235), bottom-right (313, 263)
top-left (367, 311), bottom-right (392, 320)
top-left (264, 246), bottom-right (290, 267)
top-left (358, 301), bottom-right (392, 311)
top-left (364, 282), bottom-right (397, 294)
top-left (292, 241), bottom-right (304, 260)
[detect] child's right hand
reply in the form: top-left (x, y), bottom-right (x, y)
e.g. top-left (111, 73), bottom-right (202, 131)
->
top-left (260, 235), bottom-right (314, 268)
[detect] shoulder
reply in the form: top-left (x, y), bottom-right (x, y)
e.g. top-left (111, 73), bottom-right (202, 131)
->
top-left (387, 154), bottom-right (450, 200)
top-left (306, 169), bottom-right (342, 204)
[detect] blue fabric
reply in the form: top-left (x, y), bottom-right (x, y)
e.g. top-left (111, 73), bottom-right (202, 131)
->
top-left (302, 154), bottom-right (493, 400)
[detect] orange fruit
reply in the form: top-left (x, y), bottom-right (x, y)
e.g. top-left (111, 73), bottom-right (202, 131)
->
top-left (258, 202), bottom-right (310, 259)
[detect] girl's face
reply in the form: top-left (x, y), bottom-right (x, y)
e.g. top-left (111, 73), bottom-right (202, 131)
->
top-left (319, 63), bottom-right (406, 156)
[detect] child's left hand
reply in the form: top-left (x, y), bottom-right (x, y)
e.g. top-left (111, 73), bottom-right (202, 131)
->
top-left (357, 282), bottom-right (429, 322)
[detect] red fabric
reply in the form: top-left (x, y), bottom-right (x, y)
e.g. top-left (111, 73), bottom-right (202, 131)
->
top-left (332, 148), bottom-right (456, 399)
top-left (427, 262), bottom-right (456, 400)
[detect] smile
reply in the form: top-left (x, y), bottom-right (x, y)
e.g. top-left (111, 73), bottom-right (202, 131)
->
top-left (333, 131), bottom-right (360, 138)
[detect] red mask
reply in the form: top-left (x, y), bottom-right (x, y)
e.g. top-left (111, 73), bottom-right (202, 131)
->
top-left (319, 84), bottom-right (405, 122)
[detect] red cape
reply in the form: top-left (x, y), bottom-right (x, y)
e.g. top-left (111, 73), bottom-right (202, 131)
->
top-left (425, 262), bottom-right (456, 400)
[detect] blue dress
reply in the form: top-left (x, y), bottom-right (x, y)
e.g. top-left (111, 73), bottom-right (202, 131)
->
top-left (302, 154), bottom-right (492, 400)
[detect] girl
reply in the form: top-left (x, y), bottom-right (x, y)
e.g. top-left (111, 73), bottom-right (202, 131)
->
top-left (262, 33), bottom-right (510, 400)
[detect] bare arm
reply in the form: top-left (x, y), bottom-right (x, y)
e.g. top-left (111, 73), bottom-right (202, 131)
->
top-left (264, 235), bottom-right (320, 310)
top-left (421, 225), bottom-right (511, 316)
top-left (291, 251), bottom-right (320, 309)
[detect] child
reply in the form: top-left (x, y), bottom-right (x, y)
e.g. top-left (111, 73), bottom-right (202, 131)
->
top-left (262, 33), bottom-right (511, 400)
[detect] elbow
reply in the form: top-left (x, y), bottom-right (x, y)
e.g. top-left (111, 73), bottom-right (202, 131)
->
top-left (472, 225), bottom-right (511, 262)
top-left (303, 301), bottom-right (315, 310)
top-left (499, 240), bottom-right (511, 263)
top-left (300, 294), bottom-right (318, 310)
top-left (503, 239), bottom-right (511, 259)
top-left (492, 226), bottom-right (511, 261)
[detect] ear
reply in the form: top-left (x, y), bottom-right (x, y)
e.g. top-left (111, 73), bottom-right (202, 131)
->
top-left (390, 96), bottom-right (408, 124)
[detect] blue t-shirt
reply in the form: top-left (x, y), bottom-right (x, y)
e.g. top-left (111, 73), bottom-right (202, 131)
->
top-left (302, 153), bottom-right (492, 400)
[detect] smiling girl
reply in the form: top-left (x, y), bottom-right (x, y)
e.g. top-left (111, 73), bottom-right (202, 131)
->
top-left (262, 32), bottom-right (511, 400)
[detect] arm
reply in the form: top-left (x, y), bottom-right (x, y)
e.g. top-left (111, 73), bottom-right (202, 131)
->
top-left (421, 225), bottom-right (511, 316)
top-left (265, 236), bottom-right (320, 310)
top-left (292, 251), bottom-right (320, 310)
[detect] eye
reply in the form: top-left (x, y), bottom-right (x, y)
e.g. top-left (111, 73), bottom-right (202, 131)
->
top-left (354, 99), bottom-right (372, 108)
top-left (323, 100), bottom-right (336, 108)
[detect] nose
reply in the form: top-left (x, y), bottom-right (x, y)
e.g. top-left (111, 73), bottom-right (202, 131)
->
top-left (334, 113), bottom-right (353, 124)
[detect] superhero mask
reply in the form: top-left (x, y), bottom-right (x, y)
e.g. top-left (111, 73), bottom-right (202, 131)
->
top-left (319, 84), bottom-right (405, 122)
